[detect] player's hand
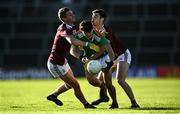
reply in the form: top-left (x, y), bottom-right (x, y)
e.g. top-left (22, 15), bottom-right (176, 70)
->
top-left (105, 61), bottom-right (113, 72)
top-left (88, 43), bottom-right (100, 52)
top-left (79, 54), bottom-right (89, 63)
top-left (81, 57), bottom-right (89, 63)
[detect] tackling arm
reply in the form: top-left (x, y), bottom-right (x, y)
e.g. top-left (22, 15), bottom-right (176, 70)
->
top-left (70, 45), bottom-right (81, 59)
top-left (66, 35), bottom-right (88, 47)
top-left (104, 40), bottom-right (115, 61)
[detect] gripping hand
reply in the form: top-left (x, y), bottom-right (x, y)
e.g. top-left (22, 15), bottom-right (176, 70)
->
top-left (79, 54), bottom-right (89, 63)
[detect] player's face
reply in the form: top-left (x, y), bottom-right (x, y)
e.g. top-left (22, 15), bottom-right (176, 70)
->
top-left (64, 10), bottom-right (76, 24)
top-left (92, 13), bottom-right (101, 26)
top-left (84, 30), bottom-right (93, 40)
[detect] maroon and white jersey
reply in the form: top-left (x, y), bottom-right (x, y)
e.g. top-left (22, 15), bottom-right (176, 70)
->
top-left (48, 23), bottom-right (78, 65)
top-left (103, 25), bottom-right (127, 58)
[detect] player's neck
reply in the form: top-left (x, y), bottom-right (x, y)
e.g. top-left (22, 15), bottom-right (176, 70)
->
top-left (95, 24), bottom-right (104, 32)
top-left (65, 22), bottom-right (74, 26)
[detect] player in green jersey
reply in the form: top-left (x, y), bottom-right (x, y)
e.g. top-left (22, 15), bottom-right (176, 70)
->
top-left (70, 20), bottom-right (118, 109)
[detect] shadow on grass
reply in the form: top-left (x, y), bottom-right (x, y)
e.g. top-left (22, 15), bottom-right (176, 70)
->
top-left (9, 105), bottom-right (180, 111)
top-left (118, 107), bottom-right (180, 110)
top-left (10, 106), bottom-right (24, 108)
top-left (97, 107), bottom-right (180, 110)
top-left (135, 107), bottom-right (180, 110)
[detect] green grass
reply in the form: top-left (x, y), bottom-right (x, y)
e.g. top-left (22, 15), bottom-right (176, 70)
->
top-left (0, 78), bottom-right (180, 114)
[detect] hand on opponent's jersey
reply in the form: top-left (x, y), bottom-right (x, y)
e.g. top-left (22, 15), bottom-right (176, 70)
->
top-left (79, 54), bottom-right (90, 70)
top-left (79, 54), bottom-right (89, 63)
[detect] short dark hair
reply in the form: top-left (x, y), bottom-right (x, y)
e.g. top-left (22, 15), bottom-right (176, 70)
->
top-left (58, 7), bottom-right (70, 21)
top-left (79, 20), bottom-right (93, 33)
top-left (92, 9), bottom-right (107, 19)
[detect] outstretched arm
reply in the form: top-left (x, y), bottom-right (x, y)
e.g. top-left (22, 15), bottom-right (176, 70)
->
top-left (70, 45), bottom-right (81, 59)
top-left (66, 35), bottom-right (88, 47)
top-left (104, 40), bottom-right (115, 61)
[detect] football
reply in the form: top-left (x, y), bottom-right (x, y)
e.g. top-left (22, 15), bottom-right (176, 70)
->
top-left (87, 60), bottom-right (102, 74)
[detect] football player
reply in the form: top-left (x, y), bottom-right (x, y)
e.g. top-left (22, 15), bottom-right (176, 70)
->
top-left (46, 7), bottom-right (95, 109)
top-left (70, 20), bottom-right (118, 109)
top-left (91, 9), bottom-right (140, 108)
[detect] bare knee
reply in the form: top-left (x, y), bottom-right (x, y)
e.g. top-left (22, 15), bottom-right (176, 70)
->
top-left (87, 78), bottom-right (98, 87)
top-left (87, 79), bottom-right (94, 86)
top-left (87, 75), bottom-right (101, 86)
top-left (117, 78), bottom-right (126, 86)
top-left (71, 81), bottom-right (80, 90)
top-left (116, 73), bottom-right (126, 84)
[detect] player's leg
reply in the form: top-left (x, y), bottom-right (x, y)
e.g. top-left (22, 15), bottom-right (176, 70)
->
top-left (46, 60), bottom-right (67, 106)
top-left (59, 68), bottom-right (95, 108)
top-left (47, 82), bottom-right (71, 106)
top-left (48, 83), bottom-right (72, 96)
top-left (85, 70), bottom-right (109, 99)
top-left (90, 71), bottom-right (109, 105)
top-left (116, 49), bottom-right (140, 108)
top-left (84, 62), bottom-right (107, 103)
top-left (97, 71), bottom-right (104, 81)
top-left (85, 70), bottom-right (103, 87)
top-left (116, 62), bottom-right (139, 108)
top-left (103, 69), bottom-right (118, 109)
top-left (47, 83), bottom-right (72, 106)
top-left (47, 59), bottom-right (95, 108)
top-left (97, 71), bottom-right (109, 99)
top-left (91, 55), bottom-right (114, 106)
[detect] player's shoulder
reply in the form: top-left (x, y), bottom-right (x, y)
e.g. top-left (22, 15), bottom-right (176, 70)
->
top-left (57, 23), bottom-right (66, 31)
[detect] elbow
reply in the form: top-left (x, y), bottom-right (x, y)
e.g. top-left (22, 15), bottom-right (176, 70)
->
top-left (70, 49), bottom-right (73, 55)
top-left (69, 39), bottom-right (75, 45)
top-left (70, 49), bottom-right (77, 58)
top-left (70, 47), bottom-right (76, 56)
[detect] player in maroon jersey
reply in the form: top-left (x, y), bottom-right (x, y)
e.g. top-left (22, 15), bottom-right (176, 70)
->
top-left (91, 9), bottom-right (140, 108)
top-left (46, 7), bottom-right (95, 108)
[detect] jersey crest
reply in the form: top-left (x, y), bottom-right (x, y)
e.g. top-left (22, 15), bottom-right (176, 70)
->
top-left (76, 31), bottom-right (85, 39)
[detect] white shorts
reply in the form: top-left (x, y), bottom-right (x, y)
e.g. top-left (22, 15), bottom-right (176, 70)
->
top-left (114, 49), bottom-right (131, 65)
top-left (47, 59), bottom-right (70, 78)
top-left (96, 54), bottom-right (110, 68)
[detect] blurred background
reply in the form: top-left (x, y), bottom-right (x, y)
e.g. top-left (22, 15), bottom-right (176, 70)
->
top-left (0, 0), bottom-right (179, 79)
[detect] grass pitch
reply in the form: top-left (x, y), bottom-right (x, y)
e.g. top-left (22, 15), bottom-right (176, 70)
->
top-left (0, 78), bottom-right (180, 114)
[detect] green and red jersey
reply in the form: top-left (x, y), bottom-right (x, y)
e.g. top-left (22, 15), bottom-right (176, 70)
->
top-left (75, 30), bottom-right (108, 57)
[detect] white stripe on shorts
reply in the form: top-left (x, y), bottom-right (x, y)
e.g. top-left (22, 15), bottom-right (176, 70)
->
top-left (115, 49), bottom-right (131, 64)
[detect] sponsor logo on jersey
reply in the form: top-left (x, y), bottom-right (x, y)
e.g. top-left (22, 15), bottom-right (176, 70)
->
top-left (77, 31), bottom-right (85, 38)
